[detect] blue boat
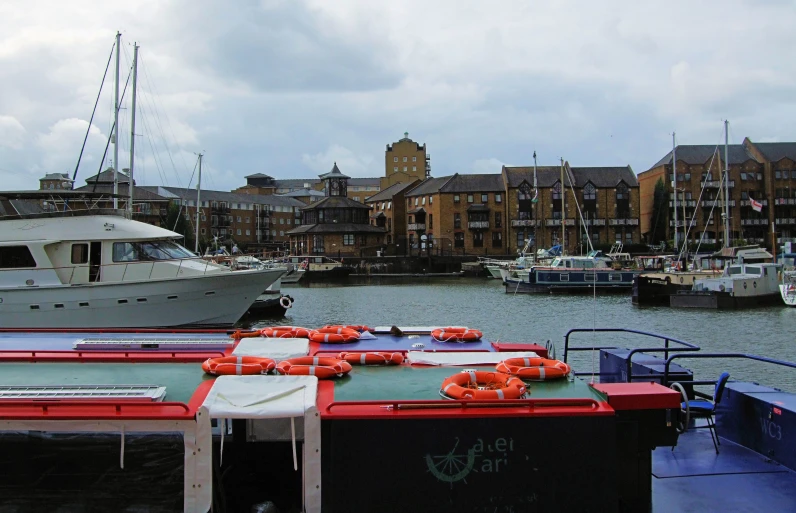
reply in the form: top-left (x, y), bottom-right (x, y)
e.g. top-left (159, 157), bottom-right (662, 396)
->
top-left (0, 326), bottom-right (792, 512)
top-left (503, 253), bottom-right (641, 293)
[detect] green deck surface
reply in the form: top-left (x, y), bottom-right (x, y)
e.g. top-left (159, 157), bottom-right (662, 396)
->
top-left (332, 365), bottom-right (605, 402)
top-left (0, 363), bottom-right (208, 403)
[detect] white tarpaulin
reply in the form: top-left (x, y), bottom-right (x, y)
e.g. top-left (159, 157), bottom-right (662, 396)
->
top-left (200, 376), bottom-right (321, 513)
top-left (406, 351), bottom-right (538, 366)
top-left (231, 338), bottom-right (309, 360)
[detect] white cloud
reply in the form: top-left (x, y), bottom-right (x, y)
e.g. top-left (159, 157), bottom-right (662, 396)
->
top-left (0, 115), bottom-right (26, 149)
top-left (472, 158), bottom-right (510, 174)
top-left (301, 144), bottom-right (375, 177)
top-left (35, 118), bottom-right (107, 177)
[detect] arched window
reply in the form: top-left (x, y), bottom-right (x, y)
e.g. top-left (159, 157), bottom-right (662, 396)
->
top-left (518, 182), bottom-right (533, 200)
top-left (552, 182), bottom-right (561, 200)
top-left (616, 182), bottom-right (628, 200)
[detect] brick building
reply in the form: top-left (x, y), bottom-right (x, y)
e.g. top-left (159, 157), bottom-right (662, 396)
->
top-left (287, 164), bottom-right (386, 256)
top-left (382, 132), bottom-right (430, 190)
top-left (364, 180), bottom-right (419, 247)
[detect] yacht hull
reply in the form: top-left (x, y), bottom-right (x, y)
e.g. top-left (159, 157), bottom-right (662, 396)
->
top-left (0, 268), bottom-right (283, 328)
top-left (670, 290), bottom-right (782, 309)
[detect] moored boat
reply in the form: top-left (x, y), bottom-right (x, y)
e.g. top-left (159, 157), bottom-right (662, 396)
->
top-left (0, 325), bottom-right (792, 511)
top-left (780, 270), bottom-right (796, 307)
top-left (503, 253), bottom-right (640, 293)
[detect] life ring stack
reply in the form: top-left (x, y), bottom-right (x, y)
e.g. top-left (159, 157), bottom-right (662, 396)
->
top-left (276, 356), bottom-right (352, 379)
top-left (260, 326), bottom-right (312, 338)
top-left (308, 326), bottom-right (361, 343)
top-left (337, 352), bottom-right (404, 365)
top-left (202, 356), bottom-right (276, 376)
top-left (431, 327), bottom-right (483, 343)
top-left (440, 371), bottom-right (526, 400)
top-left (496, 357), bottom-right (572, 381)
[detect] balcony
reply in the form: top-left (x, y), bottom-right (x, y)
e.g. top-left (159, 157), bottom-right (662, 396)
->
top-left (747, 238), bottom-right (765, 244)
top-left (669, 200), bottom-right (697, 208)
top-left (778, 237), bottom-right (796, 243)
top-left (211, 204), bottom-right (230, 213)
top-left (511, 219), bottom-right (541, 227)
top-left (545, 219), bottom-right (575, 227)
top-left (700, 180), bottom-right (735, 188)
top-left (740, 199), bottom-right (768, 207)
top-left (775, 198), bottom-right (796, 206)
top-left (581, 219), bottom-right (606, 226)
top-left (741, 219), bottom-right (769, 226)
top-left (467, 221), bottom-right (490, 230)
top-left (776, 218), bottom-right (796, 225)
top-left (407, 223), bottom-right (426, 231)
top-left (703, 238), bottom-right (718, 244)
top-left (609, 218), bottom-right (639, 226)
top-left (701, 200), bottom-right (736, 208)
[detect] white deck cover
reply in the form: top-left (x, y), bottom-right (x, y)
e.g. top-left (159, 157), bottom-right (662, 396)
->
top-left (406, 351), bottom-right (538, 366)
top-left (231, 338), bottom-right (310, 359)
top-left (200, 376), bottom-right (321, 512)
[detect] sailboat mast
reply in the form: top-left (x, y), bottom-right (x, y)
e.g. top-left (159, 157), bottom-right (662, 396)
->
top-left (533, 151), bottom-right (538, 251)
top-left (128, 42), bottom-right (138, 220)
top-left (112, 31), bottom-right (121, 210)
top-left (672, 132), bottom-right (678, 254)
top-left (724, 120), bottom-right (730, 248)
top-left (560, 157), bottom-right (566, 254)
top-left (195, 153), bottom-right (203, 254)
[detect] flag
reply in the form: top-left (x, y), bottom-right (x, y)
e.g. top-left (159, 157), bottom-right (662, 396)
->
top-left (750, 196), bottom-right (762, 213)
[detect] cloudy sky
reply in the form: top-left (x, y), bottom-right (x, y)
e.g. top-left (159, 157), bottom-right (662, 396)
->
top-left (1, 0), bottom-right (794, 191)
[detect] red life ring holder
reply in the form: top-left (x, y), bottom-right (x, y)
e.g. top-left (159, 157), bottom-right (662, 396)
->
top-left (276, 357), bottom-right (352, 378)
top-left (440, 371), bottom-right (526, 400)
top-left (496, 357), bottom-right (571, 380)
top-left (260, 326), bottom-right (311, 338)
top-left (337, 352), bottom-right (404, 365)
top-left (431, 328), bottom-right (483, 343)
top-left (309, 328), bottom-right (360, 343)
top-left (202, 356), bottom-right (276, 376)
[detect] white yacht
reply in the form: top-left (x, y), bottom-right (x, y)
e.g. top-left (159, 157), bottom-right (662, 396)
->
top-left (0, 212), bottom-right (284, 328)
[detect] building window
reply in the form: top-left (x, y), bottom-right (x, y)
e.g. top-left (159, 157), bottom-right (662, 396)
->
top-left (415, 198), bottom-right (419, 206)
top-left (201, 215), bottom-right (206, 221)
top-left (246, 229), bottom-right (251, 236)
top-left (517, 230), bottom-right (525, 248)
top-left (245, 217), bottom-right (250, 223)
top-left (403, 157), bottom-right (407, 162)
top-left (741, 172), bottom-right (747, 181)
top-left (495, 212), bottom-right (502, 228)
top-left (412, 166), bottom-right (417, 171)
top-left (413, 156), bottom-right (417, 162)
top-left (354, 197), bottom-right (360, 202)
top-left (473, 232), bottom-right (484, 247)
top-left (312, 235), bottom-right (324, 253)
top-left (481, 193), bottom-right (488, 202)
top-left (237, 229), bottom-right (242, 236)
top-left (741, 191), bottom-right (748, 200)
top-left (625, 231), bottom-right (632, 244)
top-left (552, 182), bottom-right (562, 200)
top-left (454, 195), bottom-right (460, 203)
top-left (237, 216), bottom-right (242, 222)
top-left (279, 218), bottom-right (284, 225)
top-left (394, 167), bottom-right (398, 172)
top-left (280, 231), bottom-right (284, 236)
top-left (454, 232), bottom-right (465, 248)
top-left (454, 213), bottom-right (461, 229)
top-left (344, 234), bottom-right (354, 245)
top-left (201, 228), bottom-right (206, 235)
top-left (583, 183), bottom-right (596, 201)
top-left (495, 193), bottom-right (502, 203)
top-left (422, 197), bottom-right (426, 205)
top-left (387, 201), bottom-right (391, 209)
top-left (404, 166), bottom-right (408, 172)
top-left (429, 214), bottom-right (433, 230)
top-left (394, 157), bottom-right (398, 162)
top-left (467, 194), bottom-right (474, 203)
top-left (492, 232), bottom-right (502, 248)
top-left (518, 183), bottom-right (532, 200)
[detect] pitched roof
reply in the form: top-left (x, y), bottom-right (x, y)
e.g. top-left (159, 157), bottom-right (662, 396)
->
top-left (286, 223), bottom-right (386, 235)
top-left (278, 189), bottom-right (325, 198)
top-left (301, 196), bottom-right (371, 211)
top-left (405, 176), bottom-right (454, 197)
top-left (40, 173), bottom-right (72, 181)
top-left (365, 180), bottom-right (419, 202)
top-left (139, 186), bottom-right (306, 207)
top-left (276, 178), bottom-right (321, 188)
top-left (749, 142), bottom-right (796, 163)
top-left (348, 177), bottom-right (381, 186)
top-left (318, 162), bottom-right (350, 180)
top-left (84, 168), bottom-right (133, 185)
top-left (75, 184), bottom-right (171, 201)
top-left (244, 173), bottom-right (273, 179)
top-left (439, 173), bottom-right (505, 193)
top-left (651, 144), bottom-right (758, 168)
top-left (503, 166), bottom-right (637, 188)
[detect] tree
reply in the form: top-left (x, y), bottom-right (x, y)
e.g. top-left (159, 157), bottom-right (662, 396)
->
top-left (650, 178), bottom-right (669, 248)
top-left (165, 201), bottom-right (195, 251)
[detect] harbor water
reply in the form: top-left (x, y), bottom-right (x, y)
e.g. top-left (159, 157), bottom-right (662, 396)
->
top-left (242, 278), bottom-right (796, 393)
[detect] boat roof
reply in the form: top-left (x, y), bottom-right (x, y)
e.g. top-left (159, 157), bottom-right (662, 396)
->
top-left (1, 214), bottom-right (182, 243)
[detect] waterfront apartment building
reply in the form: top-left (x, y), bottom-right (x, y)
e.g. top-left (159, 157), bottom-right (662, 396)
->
top-left (638, 139), bottom-right (796, 249)
top-left (364, 180), bottom-right (419, 247)
top-left (382, 132), bottom-right (430, 190)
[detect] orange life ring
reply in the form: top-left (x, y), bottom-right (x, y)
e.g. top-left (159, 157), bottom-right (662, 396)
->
top-left (337, 352), bottom-right (404, 365)
top-left (260, 326), bottom-right (312, 338)
top-left (496, 357), bottom-right (571, 380)
top-left (228, 329), bottom-right (262, 339)
top-left (276, 357), bottom-right (352, 378)
top-left (440, 371), bottom-right (526, 400)
top-left (323, 324), bottom-right (373, 333)
top-left (431, 328), bottom-right (483, 343)
top-left (309, 329), bottom-right (360, 343)
top-left (202, 356), bottom-right (276, 376)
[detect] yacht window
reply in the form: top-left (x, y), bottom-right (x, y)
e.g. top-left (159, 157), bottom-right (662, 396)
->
top-left (745, 266), bottom-right (761, 275)
top-left (727, 266), bottom-right (742, 276)
top-left (0, 246), bottom-right (36, 268)
top-left (71, 244), bottom-right (89, 264)
top-left (112, 241), bottom-right (195, 262)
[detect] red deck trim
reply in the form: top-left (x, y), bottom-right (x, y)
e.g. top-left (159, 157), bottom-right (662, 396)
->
top-left (0, 350), bottom-right (225, 363)
top-left (0, 377), bottom-right (215, 421)
top-left (491, 342), bottom-right (548, 358)
top-left (0, 328), bottom-right (231, 334)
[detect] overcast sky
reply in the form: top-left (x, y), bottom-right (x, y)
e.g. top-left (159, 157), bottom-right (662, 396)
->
top-left (1, 0), bottom-right (794, 191)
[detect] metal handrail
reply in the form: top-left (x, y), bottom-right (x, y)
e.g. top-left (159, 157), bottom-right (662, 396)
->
top-left (664, 353), bottom-right (796, 387)
top-left (325, 397), bottom-right (602, 413)
top-left (564, 328), bottom-right (701, 383)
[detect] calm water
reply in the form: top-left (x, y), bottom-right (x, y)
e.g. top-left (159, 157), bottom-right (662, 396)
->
top-left (242, 277), bottom-right (796, 393)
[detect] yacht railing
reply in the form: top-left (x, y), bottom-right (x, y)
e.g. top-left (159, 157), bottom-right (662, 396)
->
top-left (664, 353), bottom-right (796, 390)
top-left (563, 328), bottom-right (701, 382)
